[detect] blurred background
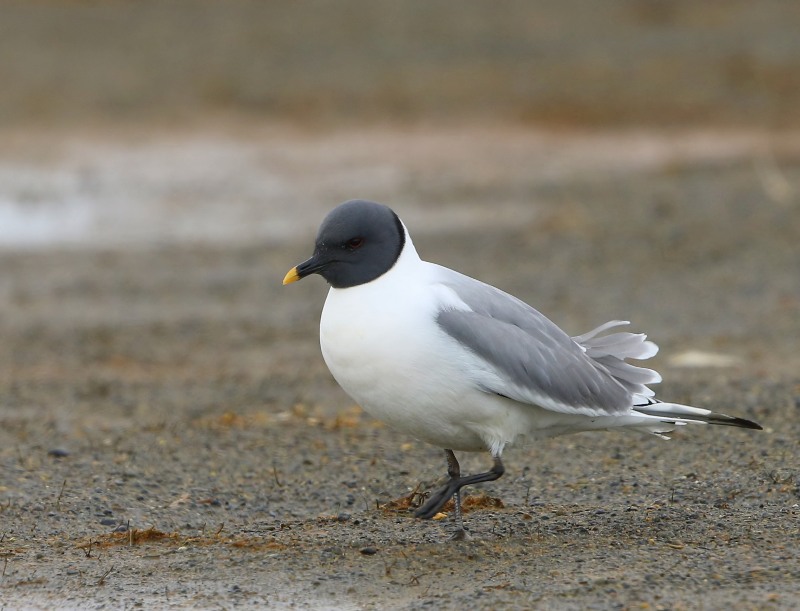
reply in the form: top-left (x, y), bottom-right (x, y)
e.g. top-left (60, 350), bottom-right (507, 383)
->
top-left (1, 0), bottom-right (799, 249)
top-left (3, 0), bottom-right (800, 127)
top-left (2, 0), bottom-right (799, 392)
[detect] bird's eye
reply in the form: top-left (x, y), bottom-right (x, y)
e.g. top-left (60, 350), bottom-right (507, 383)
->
top-left (346, 237), bottom-right (364, 250)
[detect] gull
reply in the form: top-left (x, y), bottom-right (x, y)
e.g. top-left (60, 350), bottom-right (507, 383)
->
top-left (283, 199), bottom-right (762, 538)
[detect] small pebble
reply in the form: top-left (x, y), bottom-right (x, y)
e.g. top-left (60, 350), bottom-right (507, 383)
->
top-left (359, 547), bottom-right (378, 555)
top-left (48, 448), bottom-right (70, 458)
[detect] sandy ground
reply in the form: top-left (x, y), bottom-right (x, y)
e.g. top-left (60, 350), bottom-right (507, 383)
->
top-left (1, 124), bottom-right (799, 609)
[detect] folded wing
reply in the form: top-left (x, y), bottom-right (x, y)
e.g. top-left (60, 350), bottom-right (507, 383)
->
top-left (436, 272), bottom-right (661, 417)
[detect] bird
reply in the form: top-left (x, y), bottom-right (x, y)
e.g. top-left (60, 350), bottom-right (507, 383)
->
top-left (283, 199), bottom-right (762, 538)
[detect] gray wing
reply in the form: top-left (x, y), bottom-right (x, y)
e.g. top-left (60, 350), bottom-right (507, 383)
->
top-left (435, 269), bottom-right (661, 417)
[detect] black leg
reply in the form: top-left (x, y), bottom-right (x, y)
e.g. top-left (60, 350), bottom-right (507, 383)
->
top-left (445, 450), bottom-right (468, 538)
top-left (445, 449), bottom-right (460, 479)
top-left (415, 452), bottom-right (505, 520)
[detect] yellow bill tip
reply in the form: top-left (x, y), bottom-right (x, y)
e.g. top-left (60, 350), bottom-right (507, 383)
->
top-left (282, 267), bottom-right (301, 285)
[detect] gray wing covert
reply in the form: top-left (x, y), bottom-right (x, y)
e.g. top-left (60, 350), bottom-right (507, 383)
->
top-left (436, 273), bottom-right (633, 415)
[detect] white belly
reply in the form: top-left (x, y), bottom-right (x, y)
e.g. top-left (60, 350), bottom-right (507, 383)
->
top-left (319, 281), bottom-right (540, 453)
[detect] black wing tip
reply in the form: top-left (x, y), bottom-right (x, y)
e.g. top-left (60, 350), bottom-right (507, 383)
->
top-left (709, 414), bottom-right (763, 430)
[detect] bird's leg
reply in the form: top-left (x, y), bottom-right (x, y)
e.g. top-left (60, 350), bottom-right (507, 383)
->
top-left (415, 452), bottom-right (505, 524)
top-left (445, 448), bottom-right (461, 479)
top-left (445, 450), bottom-right (469, 540)
top-left (450, 487), bottom-right (468, 540)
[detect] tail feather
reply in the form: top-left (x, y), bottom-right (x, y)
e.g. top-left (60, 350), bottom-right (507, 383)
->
top-left (573, 320), bottom-right (661, 398)
top-left (574, 320), bottom-right (659, 359)
top-left (633, 401), bottom-right (762, 430)
top-left (574, 321), bottom-right (763, 434)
